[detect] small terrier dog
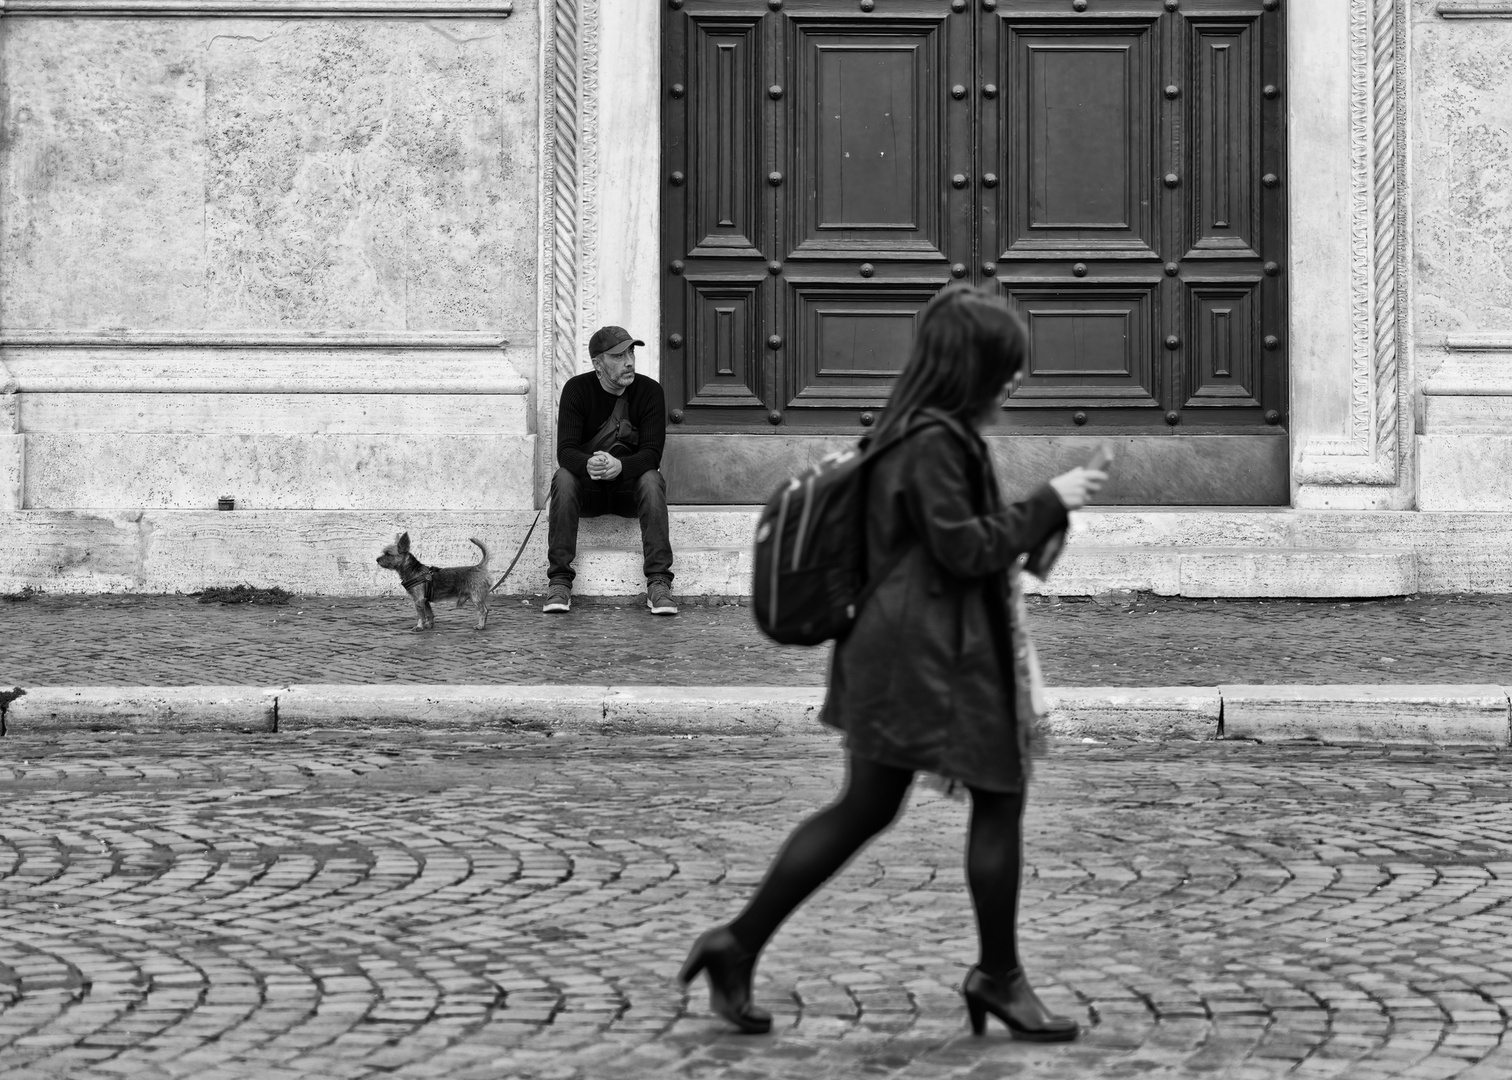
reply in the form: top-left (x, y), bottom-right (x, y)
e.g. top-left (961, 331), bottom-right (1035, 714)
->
top-left (376, 533), bottom-right (491, 631)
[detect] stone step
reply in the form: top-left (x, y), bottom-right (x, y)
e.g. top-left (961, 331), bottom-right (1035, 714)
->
top-left (568, 546), bottom-right (751, 597)
top-left (0, 507), bottom-right (1450, 597)
top-left (576, 507), bottom-right (760, 549)
top-left (1040, 546), bottom-right (1418, 599)
top-left (556, 529), bottom-right (1417, 600)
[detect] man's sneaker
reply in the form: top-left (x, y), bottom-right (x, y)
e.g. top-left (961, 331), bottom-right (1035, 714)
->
top-left (646, 581), bottom-right (679, 616)
top-left (542, 582), bottom-right (572, 614)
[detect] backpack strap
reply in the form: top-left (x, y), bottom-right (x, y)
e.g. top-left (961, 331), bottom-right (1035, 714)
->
top-left (848, 409), bottom-right (994, 610)
top-left (843, 418), bottom-right (940, 613)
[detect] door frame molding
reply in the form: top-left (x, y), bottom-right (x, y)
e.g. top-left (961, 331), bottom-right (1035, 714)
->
top-left (1289, 0), bottom-right (1411, 508)
top-left (540, 0), bottom-right (1410, 508)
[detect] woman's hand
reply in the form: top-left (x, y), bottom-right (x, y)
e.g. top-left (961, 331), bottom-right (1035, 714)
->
top-left (1048, 467), bottom-right (1108, 510)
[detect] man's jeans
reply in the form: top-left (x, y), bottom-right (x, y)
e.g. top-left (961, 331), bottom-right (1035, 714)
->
top-left (547, 467), bottom-right (674, 587)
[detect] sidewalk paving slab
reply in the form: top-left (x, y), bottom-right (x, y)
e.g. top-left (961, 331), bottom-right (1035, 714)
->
top-left (1220, 683), bottom-right (1512, 744)
top-left (7, 594), bottom-right (1512, 689)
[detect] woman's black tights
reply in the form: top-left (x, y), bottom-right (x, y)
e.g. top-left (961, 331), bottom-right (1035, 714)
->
top-left (726, 754), bottom-right (1027, 979)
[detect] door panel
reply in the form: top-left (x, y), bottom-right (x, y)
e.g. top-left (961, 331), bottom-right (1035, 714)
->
top-left (1004, 26), bottom-right (1157, 254)
top-left (688, 17), bottom-right (765, 256)
top-left (815, 46), bottom-right (922, 229)
top-left (683, 277), bottom-right (765, 407)
top-left (1188, 19), bottom-right (1260, 257)
top-left (1005, 283), bottom-right (1160, 405)
top-left (790, 16), bottom-right (952, 256)
top-left (776, 5), bottom-right (966, 426)
top-left (1185, 279), bottom-right (1262, 408)
top-left (662, 0), bottom-right (1288, 505)
top-left (786, 282), bottom-right (935, 405)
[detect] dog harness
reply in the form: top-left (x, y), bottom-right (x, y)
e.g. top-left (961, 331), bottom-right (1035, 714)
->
top-left (400, 565), bottom-right (437, 602)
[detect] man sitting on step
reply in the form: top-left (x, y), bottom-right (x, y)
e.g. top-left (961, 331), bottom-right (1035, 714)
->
top-left (544, 325), bottom-right (677, 616)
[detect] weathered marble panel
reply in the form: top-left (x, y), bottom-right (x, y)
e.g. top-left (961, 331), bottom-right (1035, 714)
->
top-left (201, 17), bottom-right (535, 332)
top-left (1, 11), bottom-right (538, 334)
top-left (23, 433), bottom-right (536, 509)
top-left (1411, 7), bottom-right (1512, 346)
top-left (1419, 434), bottom-right (1512, 510)
top-left (1, 19), bottom-right (209, 328)
top-left (18, 393), bottom-right (530, 434)
top-left (0, 435), bottom-right (22, 510)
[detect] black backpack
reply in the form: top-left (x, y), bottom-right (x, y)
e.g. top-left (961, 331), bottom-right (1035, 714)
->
top-left (752, 435), bottom-right (910, 646)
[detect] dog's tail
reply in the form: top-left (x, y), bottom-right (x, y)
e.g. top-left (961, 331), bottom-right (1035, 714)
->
top-left (469, 537), bottom-right (489, 565)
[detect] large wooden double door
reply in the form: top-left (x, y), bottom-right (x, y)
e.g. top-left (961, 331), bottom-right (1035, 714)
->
top-left (661, 0), bottom-right (1287, 504)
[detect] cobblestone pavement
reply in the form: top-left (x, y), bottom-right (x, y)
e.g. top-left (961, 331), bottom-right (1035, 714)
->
top-left (3, 592), bottom-right (1511, 687)
top-left (4, 732), bottom-right (1512, 1079)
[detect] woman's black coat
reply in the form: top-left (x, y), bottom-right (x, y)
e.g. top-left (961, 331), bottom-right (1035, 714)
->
top-left (820, 411), bottom-right (1068, 792)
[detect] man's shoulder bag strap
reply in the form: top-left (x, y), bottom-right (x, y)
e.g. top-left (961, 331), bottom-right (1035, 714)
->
top-left (586, 392), bottom-right (631, 455)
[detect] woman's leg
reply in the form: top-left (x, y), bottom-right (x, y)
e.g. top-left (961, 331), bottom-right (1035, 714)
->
top-left (964, 784), bottom-right (1027, 978)
top-left (961, 783), bottom-right (1078, 1040)
top-left (727, 754), bottom-right (914, 954)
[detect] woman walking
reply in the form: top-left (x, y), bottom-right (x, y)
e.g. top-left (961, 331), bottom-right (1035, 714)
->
top-left (678, 284), bottom-right (1107, 1040)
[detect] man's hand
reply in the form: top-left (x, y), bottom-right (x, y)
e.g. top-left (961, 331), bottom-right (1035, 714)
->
top-left (587, 451), bottom-right (623, 482)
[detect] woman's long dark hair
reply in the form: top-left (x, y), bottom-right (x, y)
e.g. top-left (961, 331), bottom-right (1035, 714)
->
top-left (871, 284), bottom-right (1029, 447)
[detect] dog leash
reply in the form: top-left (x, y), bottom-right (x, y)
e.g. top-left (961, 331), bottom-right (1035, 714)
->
top-left (491, 509), bottom-right (543, 593)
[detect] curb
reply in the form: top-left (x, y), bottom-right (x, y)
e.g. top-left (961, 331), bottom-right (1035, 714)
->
top-left (1220, 684), bottom-right (1512, 744)
top-left (4, 685), bottom-right (276, 734)
top-left (2, 684), bottom-right (1511, 744)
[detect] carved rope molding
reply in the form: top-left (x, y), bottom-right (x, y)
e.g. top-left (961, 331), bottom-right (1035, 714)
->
top-left (540, 0), bottom-right (599, 499)
top-left (544, 0), bottom-right (578, 446)
top-left (579, 0), bottom-right (600, 379)
top-left (0, 1), bottom-right (512, 15)
top-left (1296, 0), bottom-right (1407, 487)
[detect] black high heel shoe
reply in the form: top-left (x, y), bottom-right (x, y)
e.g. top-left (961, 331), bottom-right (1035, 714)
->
top-left (962, 966), bottom-right (1079, 1042)
top-left (678, 927), bottom-right (772, 1034)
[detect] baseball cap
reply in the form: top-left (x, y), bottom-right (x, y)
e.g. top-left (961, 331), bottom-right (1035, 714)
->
top-left (589, 325), bottom-right (645, 358)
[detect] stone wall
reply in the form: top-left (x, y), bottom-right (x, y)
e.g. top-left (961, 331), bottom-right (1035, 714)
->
top-left (0, 6), bottom-right (538, 520)
top-left (1413, 0), bottom-right (1512, 509)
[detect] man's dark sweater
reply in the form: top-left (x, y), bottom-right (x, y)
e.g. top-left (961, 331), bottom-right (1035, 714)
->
top-left (555, 371), bottom-right (667, 485)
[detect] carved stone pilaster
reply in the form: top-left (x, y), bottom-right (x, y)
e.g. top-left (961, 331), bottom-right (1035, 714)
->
top-left (1294, 0), bottom-right (1409, 489)
top-left (538, 0), bottom-right (599, 498)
